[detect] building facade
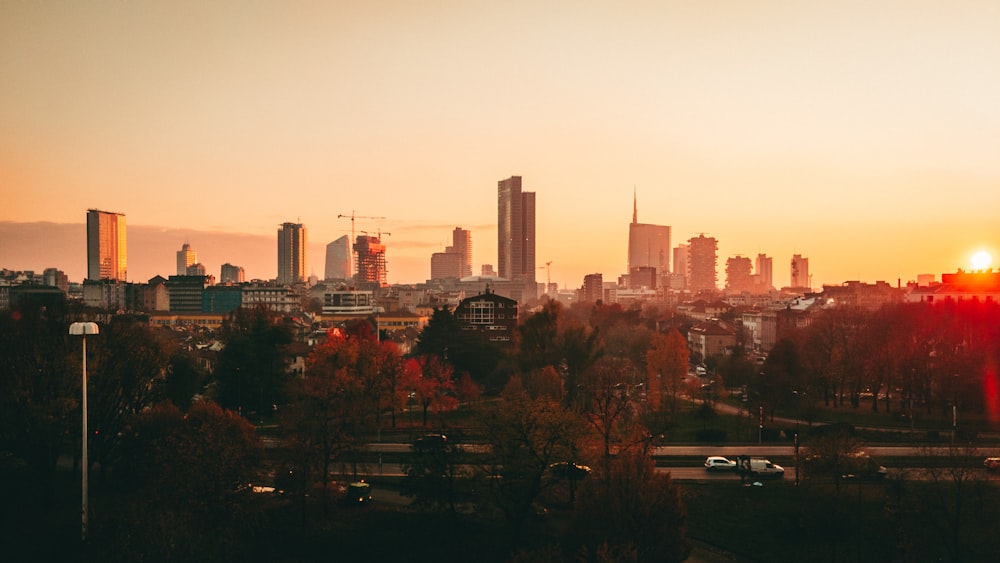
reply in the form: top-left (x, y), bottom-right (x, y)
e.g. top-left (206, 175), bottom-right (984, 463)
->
top-left (790, 254), bottom-right (810, 289)
top-left (755, 254), bottom-right (773, 292)
top-left (497, 176), bottom-right (536, 284)
top-left (430, 251), bottom-right (463, 280)
top-left (454, 287), bottom-right (518, 344)
top-left (725, 255), bottom-right (753, 294)
top-left (325, 235), bottom-right (350, 280)
top-left (277, 222), bottom-right (307, 285)
top-left (627, 193), bottom-right (671, 276)
top-left (354, 234), bottom-right (387, 287)
top-left (87, 209), bottom-right (127, 281)
top-left (176, 243), bottom-right (196, 276)
top-left (687, 234), bottom-right (718, 293)
top-left (451, 227), bottom-right (472, 278)
top-left (220, 263), bottom-right (245, 284)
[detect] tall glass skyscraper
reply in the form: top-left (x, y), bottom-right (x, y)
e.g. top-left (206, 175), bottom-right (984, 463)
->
top-left (627, 191), bottom-right (671, 276)
top-left (277, 222), bottom-right (307, 285)
top-left (325, 235), bottom-right (350, 280)
top-left (497, 176), bottom-right (535, 283)
top-left (86, 209), bottom-right (127, 281)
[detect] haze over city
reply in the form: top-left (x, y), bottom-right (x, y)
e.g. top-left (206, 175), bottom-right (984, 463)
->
top-left (2, 1), bottom-right (998, 287)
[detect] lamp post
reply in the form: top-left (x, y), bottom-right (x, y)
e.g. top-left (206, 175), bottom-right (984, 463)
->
top-left (69, 322), bottom-right (99, 542)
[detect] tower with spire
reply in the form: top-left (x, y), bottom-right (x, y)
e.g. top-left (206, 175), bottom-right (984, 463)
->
top-left (627, 190), bottom-right (671, 282)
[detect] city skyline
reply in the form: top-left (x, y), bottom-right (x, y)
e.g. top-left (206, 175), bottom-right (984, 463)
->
top-left (2, 2), bottom-right (998, 288)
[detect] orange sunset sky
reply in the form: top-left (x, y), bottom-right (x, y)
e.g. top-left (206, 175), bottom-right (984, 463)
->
top-left (2, 1), bottom-right (998, 289)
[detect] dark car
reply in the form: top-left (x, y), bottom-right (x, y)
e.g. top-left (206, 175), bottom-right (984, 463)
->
top-left (985, 457), bottom-right (1000, 472)
top-left (412, 433), bottom-right (448, 450)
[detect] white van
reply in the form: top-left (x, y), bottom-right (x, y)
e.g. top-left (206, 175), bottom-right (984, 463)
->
top-left (738, 457), bottom-right (784, 478)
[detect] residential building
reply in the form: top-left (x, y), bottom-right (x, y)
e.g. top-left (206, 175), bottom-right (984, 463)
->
top-left (497, 176), bottom-right (536, 284)
top-left (325, 235), bottom-right (351, 280)
top-left (454, 286), bottom-right (518, 344)
top-left (905, 270), bottom-right (1000, 303)
top-left (581, 273), bottom-right (603, 303)
top-left (87, 209), bottom-right (127, 281)
top-left (687, 234), bottom-right (718, 293)
top-left (176, 243), bottom-right (196, 276)
top-left (277, 222), bottom-right (307, 285)
top-left (687, 321), bottom-right (737, 360)
top-left (725, 256), bottom-right (753, 294)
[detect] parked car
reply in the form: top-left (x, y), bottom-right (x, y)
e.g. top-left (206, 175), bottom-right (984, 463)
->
top-left (985, 457), bottom-right (1000, 472)
top-left (704, 456), bottom-right (737, 472)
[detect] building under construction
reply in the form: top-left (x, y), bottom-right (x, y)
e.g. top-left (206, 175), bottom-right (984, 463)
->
top-left (354, 235), bottom-right (387, 287)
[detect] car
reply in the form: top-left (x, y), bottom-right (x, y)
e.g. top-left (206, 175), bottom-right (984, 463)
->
top-left (412, 433), bottom-right (448, 450)
top-left (985, 457), bottom-right (1000, 472)
top-left (704, 456), bottom-right (737, 472)
top-left (346, 480), bottom-right (373, 505)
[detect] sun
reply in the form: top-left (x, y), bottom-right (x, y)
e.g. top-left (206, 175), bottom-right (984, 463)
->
top-left (970, 250), bottom-right (992, 271)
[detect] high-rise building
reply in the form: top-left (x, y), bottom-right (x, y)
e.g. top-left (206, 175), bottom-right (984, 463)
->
top-left (725, 256), bottom-right (753, 293)
top-left (497, 176), bottom-right (536, 283)
top-left (325, 235), bottom-right (350, 280)
top-left (755, 254), bottom-right (773, 291)
top-left (627, 191), bottom-right (671, 275)
top-left (277, 222), bottom-right (307, 285)
top-left (687, 234), bottom-right (718, 292)
top-left (430, 251), bottom-right (462, 280)
top-left (450, 227), bottom-right (472, 278)
top-left (186, 263), bottom-right (207, 276)
top-left (86, 209), bottom-right (127, 281)
top-left (220, 263), bottom-right (245, 284)
top-left (791, 254), bottom-right (810, 289)
top-left (671, 244), bottom-right (689, 289)
top-left (354, 234), bottom-right (387, 287)
top-left (176, 243), bottom-right (196, 276)
top-left (581, 273), bottom-right (604, 303)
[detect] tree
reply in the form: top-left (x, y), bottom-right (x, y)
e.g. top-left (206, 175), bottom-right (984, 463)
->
top-left (0, 299), bottom-right (77, 499)
top-left (646, 329), bottom-right (688, 419)
top-left (101, 400), bottom-right (263, 561)
top-left (580, 356), bottom-right (641, 460)
top-left (569, 447), bottom-right (690, 563)
top-left (477, 377), bottom-right (584, 544)
top-left (213, 306), bottom-right (293, 416)
top-left (402, 356), bottom-right (457, 427)
top-left (87, 317), bottom-right (172, 477)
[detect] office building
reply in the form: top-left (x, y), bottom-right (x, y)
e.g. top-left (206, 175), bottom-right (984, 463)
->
top-left (581, 273), bottom-right (603, 303)
top-left (450, 227), bottom-right (472, 278)
top-left (220, 263), bottom-right (245, 284)
top-left (277, 222), bottom-right (307, 285)
top-left (755, 254), bottom-right (773, 292)
top-left (176, 243), bottom-right (196, 276)
top-left (497, 176), bottom-right (536, 284)
top-left (431, 251), bottom-right (463, 280)
top-left (687, 234), bottom-right (718, 293)
top-left (325, 235), bottom-right (351, 280)
top-left (86, 209), bottom-right (127, 281)
top-left (671, 244), bottom-right (689, 289)
top-left (627, 191), bottom-right (671, 275)
top-left (791, 254), bottom-right (810, 289)
top-left (354, 234), bottom-right (387, 287)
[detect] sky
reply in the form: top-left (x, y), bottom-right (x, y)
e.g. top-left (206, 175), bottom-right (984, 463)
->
top-left (2, 1), bottom-right (999, 289)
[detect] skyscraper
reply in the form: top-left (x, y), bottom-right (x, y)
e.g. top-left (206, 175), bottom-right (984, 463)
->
top-left (725, 255), bottom-right (753, 293)
top-left (687, 234), bottom-right (718, 293)
top-left (220, 263), bottom-right (245, 284)
top-left (755, 254), bottom-right (773, 291)
top-left (451, 227), bottom-right (472, 278)
top-left (497, 176), bottom-right (536, 284)
top-left (791, 254), bottom-right (810, 289)
top-left (354, 234), bottom-right (387, 287)
top-left (277, 222), bottom-right (307, 285)
top-left (86, 209), bottom-right (127, 281)
top-left (325, 235), bottom-right (350, 280)
top-left (176, 243), bottom-right (196, 276)
top-left (627, 191), bottom-right (671, 275)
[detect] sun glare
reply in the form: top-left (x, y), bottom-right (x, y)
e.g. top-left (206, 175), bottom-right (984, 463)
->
top-left (970, 250), bottom-right (992, 271)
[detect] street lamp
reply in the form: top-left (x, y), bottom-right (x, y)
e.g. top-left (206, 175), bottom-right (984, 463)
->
top-left (69, 322), bottom-right (99, 542)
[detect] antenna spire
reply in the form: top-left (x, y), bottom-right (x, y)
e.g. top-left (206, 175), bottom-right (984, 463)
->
top-left (632, 186), bottom-right (637, 224)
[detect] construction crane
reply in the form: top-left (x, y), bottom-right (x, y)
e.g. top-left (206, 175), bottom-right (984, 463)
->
top-left (539, 261), bottom-right (552, 291)
top-left (338, 212), bottom-right (386, 276)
